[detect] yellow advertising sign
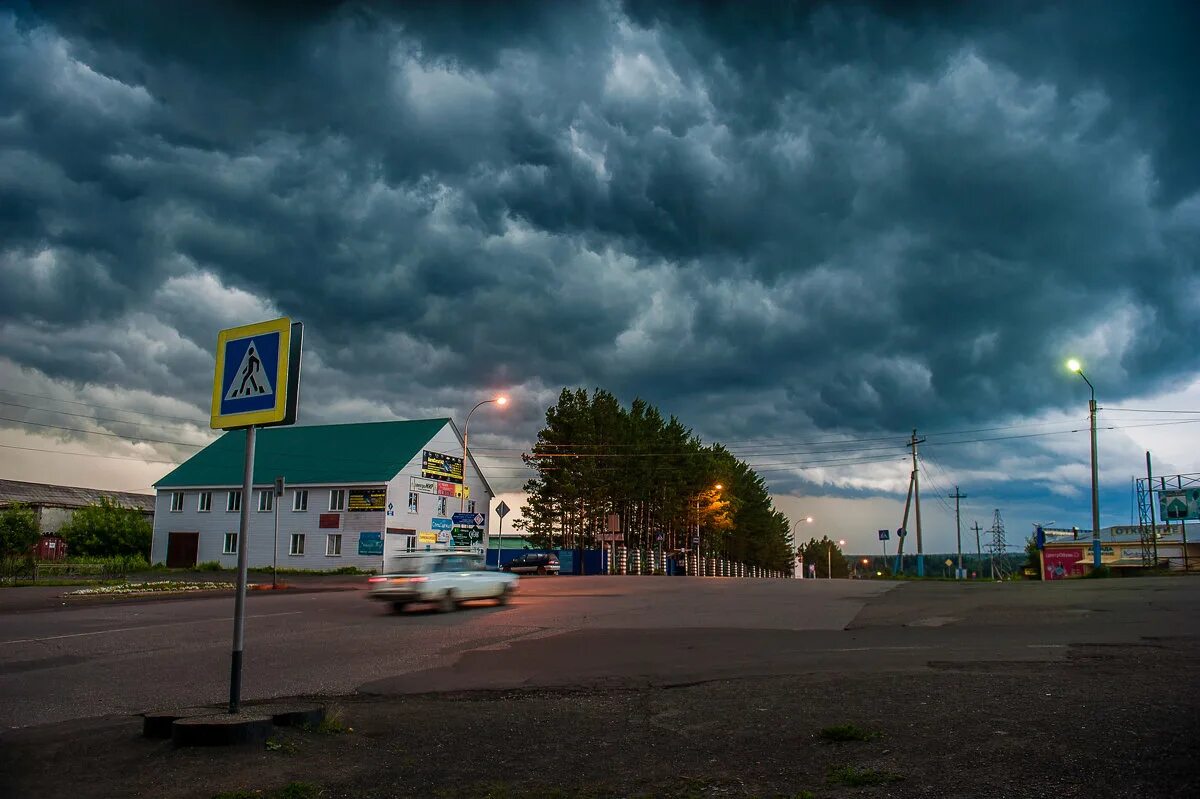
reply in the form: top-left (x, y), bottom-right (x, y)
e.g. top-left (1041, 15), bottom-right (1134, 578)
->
top-left (418, 532), bottom-right (437, 544)
top-left (422, 450), bottom-right (464, 484)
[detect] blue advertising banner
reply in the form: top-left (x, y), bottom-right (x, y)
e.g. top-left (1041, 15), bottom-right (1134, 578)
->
top-left (357, 531), bottom-right (383, 556)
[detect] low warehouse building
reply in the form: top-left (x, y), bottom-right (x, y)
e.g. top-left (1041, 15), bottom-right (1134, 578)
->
top-left (1041, 524), bottom-right (1199, 578)
top-left (152, 418), bottom-right (494, 571)
top-left (0, 479), bottom-right (155, 533)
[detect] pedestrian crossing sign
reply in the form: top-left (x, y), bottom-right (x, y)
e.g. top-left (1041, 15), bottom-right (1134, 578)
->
top-left (210, 317), bottom-right (303, 429)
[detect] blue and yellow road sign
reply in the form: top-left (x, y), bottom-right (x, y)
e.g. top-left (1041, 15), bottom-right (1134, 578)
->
top-left (210, 317), bottom-right (303, 429)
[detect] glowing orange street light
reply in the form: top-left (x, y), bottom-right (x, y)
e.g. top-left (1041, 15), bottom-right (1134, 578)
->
top-left (461, 396), bottom-right (508, 513)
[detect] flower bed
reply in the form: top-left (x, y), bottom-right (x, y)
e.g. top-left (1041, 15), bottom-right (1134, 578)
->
top-left (64, 581), bottom-right (237, 596)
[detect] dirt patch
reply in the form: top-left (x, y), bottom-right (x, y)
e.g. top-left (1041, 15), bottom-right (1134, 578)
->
top-left (2, 636), bottom-right (1197, 799)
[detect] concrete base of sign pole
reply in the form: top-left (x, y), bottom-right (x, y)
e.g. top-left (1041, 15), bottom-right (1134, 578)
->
top-left (171, 713), bottom-right (273, 747)
top-left (247, 702), bottom-right (326, 727)
top-left (141, 707), bottom-right (222, 739)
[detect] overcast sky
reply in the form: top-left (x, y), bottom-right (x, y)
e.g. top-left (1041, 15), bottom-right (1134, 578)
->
top-left (1, 1), bottom-right (1197, 555)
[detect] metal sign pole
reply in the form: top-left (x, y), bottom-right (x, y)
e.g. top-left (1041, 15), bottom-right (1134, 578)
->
top-left (272, 476), bottom-right (284, 589)
top-left (229, 425), bottom-right (256, 714)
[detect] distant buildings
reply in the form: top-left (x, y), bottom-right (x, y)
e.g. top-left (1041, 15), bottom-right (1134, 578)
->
top-left (151, 418), bottom-right (494, 570)
top-left (0, 479), bottom-right (155, 533)
top-left (1041, 523), bottom-right (1198, 578)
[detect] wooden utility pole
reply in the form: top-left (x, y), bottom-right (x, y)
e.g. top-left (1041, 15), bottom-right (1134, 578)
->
top-left (894, 457), bottom-right (916, 574)
top-left (972, 521), bottom-right (983, 578)
top-left (909, 429), bottom-right (927, 576)
top-left (950, 486), bottom-right (967, 579)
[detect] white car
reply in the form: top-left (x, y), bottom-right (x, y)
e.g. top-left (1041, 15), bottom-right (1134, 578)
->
top-left (368, 551), bottom-right (518, 613)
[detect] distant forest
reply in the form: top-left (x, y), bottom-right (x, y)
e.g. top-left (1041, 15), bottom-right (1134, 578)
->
top-left (516, 389), bottom-right (794, 572)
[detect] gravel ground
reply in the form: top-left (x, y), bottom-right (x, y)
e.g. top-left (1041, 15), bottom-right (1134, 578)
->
top-left (2, 634), bottom-right (1196, 799)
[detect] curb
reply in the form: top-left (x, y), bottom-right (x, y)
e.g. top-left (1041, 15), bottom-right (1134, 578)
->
top-left (56, 584), bottom-right (360, 607)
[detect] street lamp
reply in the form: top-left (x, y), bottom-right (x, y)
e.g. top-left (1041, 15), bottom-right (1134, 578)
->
top-left (461, 396), bottom-right (508, 514)
top-left (791, 516), bottom-right (814, 578)
top-left (696, 483), bottom-right (723, 576)
top-left (1067, 359), bottom-right (1101, 568)
top-left (827, 538), bottom-right (846, 579)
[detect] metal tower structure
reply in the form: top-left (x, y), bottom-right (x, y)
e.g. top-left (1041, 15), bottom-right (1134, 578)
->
top-left (987, 508), bottom-right (1008, 579)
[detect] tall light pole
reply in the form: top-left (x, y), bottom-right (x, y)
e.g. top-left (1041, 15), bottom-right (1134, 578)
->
top-left (461, 396), bottom-right (508, 513)
top-left (696, 483), bottom-right (722, 576)
top-left (791, 516), bottom-right (813, 578)
top-left (1067, 359), bottom-right (1102, 568)
top-left (828, 538), bottom-right (846, 579)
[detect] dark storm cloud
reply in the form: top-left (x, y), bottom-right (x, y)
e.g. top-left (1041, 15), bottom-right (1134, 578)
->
top-left (1, 1), bottom-right (1197, 494)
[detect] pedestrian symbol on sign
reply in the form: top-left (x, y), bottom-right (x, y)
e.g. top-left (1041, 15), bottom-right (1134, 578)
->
top-left (225, 341), bottom-right (273, 400)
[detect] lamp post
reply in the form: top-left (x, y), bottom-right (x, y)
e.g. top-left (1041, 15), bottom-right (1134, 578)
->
top-left (696, 483), bottom-right (722, 576)
top-left (461, 396), bottom-right (508, 514)
top-left (827, 539), bottom-right (846, 579)
top-left (1067, 360), bottom-right (1102, 568)
top-left (791, 516), bottom-right (813, 578)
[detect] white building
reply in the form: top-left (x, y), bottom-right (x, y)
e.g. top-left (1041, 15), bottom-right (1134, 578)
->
top-left (151, 418), bottom-right (494, 571)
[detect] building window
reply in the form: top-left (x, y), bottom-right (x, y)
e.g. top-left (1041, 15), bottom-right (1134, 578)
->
top-left (289, 534), bottom-right (305, 556)
top-left (258, 490), bottom-right (273, 512)
top-left (292, 490), bottom-right (308, 512)
top-left (468, 500), bottom-right (476, 514)
top-left (407, 492), bottom-right (419, 513)
top-left (325, 534), bottom-right (342, 556)
top-left (436, 497), bottom-right (447, 516)
top-left (329, 489), bottom-right (345, 511)
top-left (223, 532), bottom-right (238, 555)
top-left (198, 492), bottom-right (212, 513)
top-left (170, 492), bottom-right (184, 512)
top-left (227, 491), bottom-right (242, 513)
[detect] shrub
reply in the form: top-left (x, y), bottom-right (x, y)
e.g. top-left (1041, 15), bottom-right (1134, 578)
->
top-left (58, 498), bottom-right (151, 559)
top-left (1, 503), bottom-right (40, 579)
top-left (1084, 565), bottom-right (1113, 579)
top-left (197, 561), bottom-right (225, 571)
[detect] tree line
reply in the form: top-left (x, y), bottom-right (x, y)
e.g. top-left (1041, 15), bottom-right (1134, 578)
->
top-left (515, 388), bottom-right (795, 571)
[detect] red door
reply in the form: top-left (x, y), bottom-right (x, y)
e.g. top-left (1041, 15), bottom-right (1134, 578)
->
top-left (166, 532), bottom-right (199, 568)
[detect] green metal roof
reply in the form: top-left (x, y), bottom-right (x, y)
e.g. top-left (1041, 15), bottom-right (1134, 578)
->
top-left (155, 418), bottom-right (451, 488)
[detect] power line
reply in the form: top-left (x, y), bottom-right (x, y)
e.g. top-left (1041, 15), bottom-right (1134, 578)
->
top-left (0, 388), bottom-right (207, 424)
top-left (0, 415), bottom-right (207, 449)
top-left (0, 443), bottom-right (182, 464)
top-left (0, 400), bottom-right (217, 436)
top-left (1103, 407), bottom-right (1200, 414)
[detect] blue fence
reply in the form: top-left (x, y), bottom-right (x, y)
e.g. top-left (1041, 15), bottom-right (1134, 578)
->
top-left (487, 547), bottom-right (606, 575)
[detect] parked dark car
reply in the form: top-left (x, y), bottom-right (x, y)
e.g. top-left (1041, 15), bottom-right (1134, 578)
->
top-left (502, 552), bottom-right (560, 575)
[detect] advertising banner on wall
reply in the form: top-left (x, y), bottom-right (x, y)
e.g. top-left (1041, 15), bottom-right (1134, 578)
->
top-left (412, 476), bottom-right (469, 498)
top-left (1160, 489), bottom-right (1200, 521)
top-left (357, 532), bottom-right (383, 556)
top-left (1043, 548), bottom-right (1086, 580)
top-left (348, 489), bottom-right (387, 511)
top-left (410, 477), bottom-right (438, 494)
top-left (422, 450), bottom-right (464, 484)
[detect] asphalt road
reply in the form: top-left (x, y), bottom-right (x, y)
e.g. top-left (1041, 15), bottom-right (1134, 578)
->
top-left (2, 575), bottom-right (1198, 730)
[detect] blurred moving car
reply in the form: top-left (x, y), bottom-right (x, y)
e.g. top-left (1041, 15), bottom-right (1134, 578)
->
top-left (502, 552), bottom-right (560, 575)
top-left (368, 551), bottom-right (518, 613)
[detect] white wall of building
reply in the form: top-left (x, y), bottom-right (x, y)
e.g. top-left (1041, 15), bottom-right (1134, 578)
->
top-left (152, 483), bottom-right (387, 571)
top-left (383, 421), bottom-right (495, 560)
